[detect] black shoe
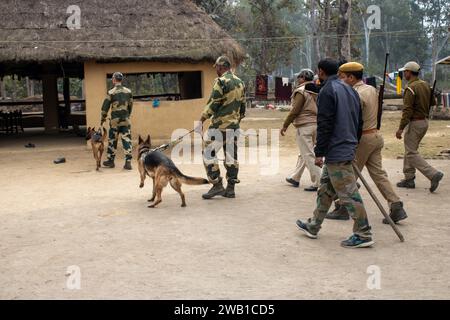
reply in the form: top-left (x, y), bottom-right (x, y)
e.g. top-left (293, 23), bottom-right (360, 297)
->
top-left (123, 160), bottom-right (132, 170)
top-left (223, 183), bottom-right (236, 198)
top-left (397, 179), bottom-right (415, 189)
top-left (326, 204), bottom-right (350, 221)
top-left (296, 220), bottom-right (318, 239)
top-left (103, 159), bottom-right (115, 168)
top-left (304, 186), bottom-right (318, 192)
top-left (430, 172), bottom-right (444, 193)
top-left (383, 201), bottom-right (408, 224)
top-left (341, 234), bottom-right (374, 249)
top-left (202, 179), bottom-right (225, 199)
top-left (286, 178), bottom-right (300, 188)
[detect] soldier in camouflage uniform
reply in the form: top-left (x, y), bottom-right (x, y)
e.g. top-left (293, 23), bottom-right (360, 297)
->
top-left (101, 72), bottom-right (134, 170)
top-left (195, 56), bottom-right (246, 199)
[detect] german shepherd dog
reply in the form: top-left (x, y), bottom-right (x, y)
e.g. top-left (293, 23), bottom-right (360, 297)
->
top-left (138, 135), bottom-right (209, 208)
top-left (86, 127), bottom-right (107, 171)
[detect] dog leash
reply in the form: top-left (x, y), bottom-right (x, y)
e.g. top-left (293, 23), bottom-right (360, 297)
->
top-left (152, 129), bottom-right (196, 152)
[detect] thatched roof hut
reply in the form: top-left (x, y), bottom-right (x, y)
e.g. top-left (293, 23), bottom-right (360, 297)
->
top-left (0, 0), bottom-right (246, 136)
top-left (0, 0), bottom-right (245, 75)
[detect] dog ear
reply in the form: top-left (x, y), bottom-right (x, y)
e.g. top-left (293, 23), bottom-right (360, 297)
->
top-left (145, 135), bottom-right (151, 146)
top-left (138, 135), bottom-right (143, 144)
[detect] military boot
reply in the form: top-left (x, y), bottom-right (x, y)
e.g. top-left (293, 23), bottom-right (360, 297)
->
top-left (103, 159), bottom-right (115, 168)
top-left (383, 201), bottom-right (408, 224)
top-left (223, 182), bottom-right (236, 198)
top-left (397, 178), bottom-right (415, 189)
top-left (124, 160), bottom-right (132, 170)
top-left (325, 203), bottom-right (350, 221)
top-left (202, 178), bottom-right (225, 200)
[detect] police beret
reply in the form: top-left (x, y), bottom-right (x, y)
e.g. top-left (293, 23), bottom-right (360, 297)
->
top-left (339, 62), bottom-right (364, 73)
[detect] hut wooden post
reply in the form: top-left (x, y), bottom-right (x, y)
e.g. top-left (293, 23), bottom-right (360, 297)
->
top-left (63, 77), bottom-right (71, 129)
top-left (42, 71), bottom-right (59, 133)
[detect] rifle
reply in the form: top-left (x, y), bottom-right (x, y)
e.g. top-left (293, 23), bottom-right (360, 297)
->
top-left (429, 80), bottom-right (437, 120)
top-left (377, 53), bottom-right (390, 130)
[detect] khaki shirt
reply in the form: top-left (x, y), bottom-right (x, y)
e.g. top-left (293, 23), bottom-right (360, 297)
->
top-left (283, 82), bottom-right (318, 128)
top-left (353, 81), bottom-right (378, 131)
top-left (399, 78), bottom-right (434, 130)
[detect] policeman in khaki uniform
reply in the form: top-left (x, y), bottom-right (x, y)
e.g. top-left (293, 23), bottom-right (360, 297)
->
top-left (101, 72), bottom-right (134, 170)
top-left (396, 61), bottom-right (444, 193)
top-left (327, 62), bottom-right (408, 224)
top-left (281, 69), bottom-right (321, 192)
top-left (195, 56), bottom-right (246, 199)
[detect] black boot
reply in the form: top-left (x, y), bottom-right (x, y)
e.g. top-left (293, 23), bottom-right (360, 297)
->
top-left (202, 178), bottom-right (225, 199)
top-left (103, 159), bottom-right (115, 168)
top-left (223, 182), bottom-right (236, 198)
top-left (326, 203), bottom-right (350, 221)
top-left (397, 178), bottom-right (415, 189)
top-left (430, 172), bottom-right (444, 193)
top-left (383, 201), bottom-right (408, 224)
top-left (123, 160), bottom-right (132, 170)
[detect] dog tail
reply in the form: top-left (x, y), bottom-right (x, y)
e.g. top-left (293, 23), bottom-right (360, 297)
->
top-left (179, 175), bottom-right (209, 185)
top-left (169, 161), bottom-right (209, 185)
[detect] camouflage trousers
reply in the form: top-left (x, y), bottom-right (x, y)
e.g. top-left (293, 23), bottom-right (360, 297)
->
top-left (107, 125), bottom-right (132, 161)
top-left (203, 129), bottom-right (239, 185)
top-left (306, 162), bottom-right (372, 239)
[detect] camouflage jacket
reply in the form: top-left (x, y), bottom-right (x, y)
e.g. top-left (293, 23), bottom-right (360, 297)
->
top-left (202, 71), bottom-right (246, 130)
top-left (101, 84), bottom-right (133, 127)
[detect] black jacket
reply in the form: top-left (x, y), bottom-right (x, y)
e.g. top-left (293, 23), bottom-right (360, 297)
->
top-left (314, 75), bottom-right (363, 163)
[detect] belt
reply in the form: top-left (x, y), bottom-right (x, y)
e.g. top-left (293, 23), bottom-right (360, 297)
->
top-left (362, 128), bottom-right (378, 135)
top-left (411, 117), bottom-right (426, 121)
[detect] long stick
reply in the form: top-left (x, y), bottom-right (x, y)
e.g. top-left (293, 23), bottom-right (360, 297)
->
top-left (352, 162), bottom-right (405, 242)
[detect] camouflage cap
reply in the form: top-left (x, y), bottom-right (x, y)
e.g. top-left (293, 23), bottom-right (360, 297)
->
top-left (399, 61), bottom-right (421, 73)
top-left (213, 56), bottom-right (232, 68)
top-left (112, 72), bottom-right (124, 81)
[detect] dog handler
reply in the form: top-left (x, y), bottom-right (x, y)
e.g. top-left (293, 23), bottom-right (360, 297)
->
top-left (195, 56), bottom-right (246, 199)
top-left (101, 72), bottom-right (134, 170)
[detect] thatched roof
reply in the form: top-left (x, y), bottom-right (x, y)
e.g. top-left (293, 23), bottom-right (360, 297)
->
top-left (0, 0), bottom-right (245, 65)
top-left (436, 56), bottom-right (450, 65)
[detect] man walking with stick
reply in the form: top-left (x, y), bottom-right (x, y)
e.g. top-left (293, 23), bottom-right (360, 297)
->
top-left (327, 62), bottom-right (408, 224)
top-left (296, 59), bottom-right (374, 249)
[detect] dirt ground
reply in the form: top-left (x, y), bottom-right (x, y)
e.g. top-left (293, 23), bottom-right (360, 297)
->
top-left (1, 110), bottom-right (450, 299)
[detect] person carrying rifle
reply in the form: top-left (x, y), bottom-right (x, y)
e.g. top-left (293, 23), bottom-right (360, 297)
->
top-left (395, 62), bottom-right (444, 193)
top-left (327, 62), bottom-right (408, 224)
top-left (296, 59), bottom-right (374, 249)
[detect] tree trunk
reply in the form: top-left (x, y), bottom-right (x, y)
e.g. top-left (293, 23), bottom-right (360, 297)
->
top-left (0, 79), bottom-right (5, 100)
top-left (337, 0), bottom-right (351, 61)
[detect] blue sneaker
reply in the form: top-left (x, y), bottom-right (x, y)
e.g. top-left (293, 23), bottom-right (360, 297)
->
top-left (341, 234), bottom-right (374, 249)
top-left (296, 220), bottom-right (318, 239)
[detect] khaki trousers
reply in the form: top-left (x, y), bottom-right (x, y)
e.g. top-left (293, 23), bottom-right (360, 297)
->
top-left (403, 120), bottom-right (438, 181)
top-left (355, 133), bottom-right (400, 205)
top-left (288, 123), bottom-right (321, 187)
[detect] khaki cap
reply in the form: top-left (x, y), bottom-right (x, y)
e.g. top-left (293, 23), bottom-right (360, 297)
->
top-left (339, 62), bottom-right (364, 72)
top-left (399, 61), bottom-right (421, 72)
